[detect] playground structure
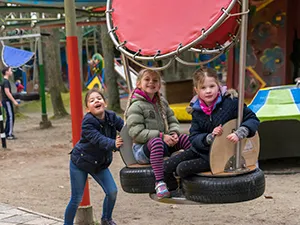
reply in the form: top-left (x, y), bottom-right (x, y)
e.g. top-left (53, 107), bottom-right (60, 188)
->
top-left (86, 53), bottom-right (137, 97)
top-left (248, 85), bottom-right (300, 160)
top-left (106, 0), bottom-right (265, 204)
top-left (0, 33), bottom-right (40, 101)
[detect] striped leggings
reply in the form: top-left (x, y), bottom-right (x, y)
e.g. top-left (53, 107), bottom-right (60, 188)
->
top-left (144, 134), bottom-right (191, 182)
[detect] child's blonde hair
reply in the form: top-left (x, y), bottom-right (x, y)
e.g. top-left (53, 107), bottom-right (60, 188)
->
top-left (192, 67), bottom-right (221, 89)
top-left (124, 69), bottom-right (169, 132)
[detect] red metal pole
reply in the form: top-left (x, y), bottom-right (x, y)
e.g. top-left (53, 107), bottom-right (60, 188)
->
top-left (64, 0), bottom-right (91, 207)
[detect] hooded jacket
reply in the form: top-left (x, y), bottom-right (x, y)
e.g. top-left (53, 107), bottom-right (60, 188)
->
top-left (188, 93), bottom-right (260, 160)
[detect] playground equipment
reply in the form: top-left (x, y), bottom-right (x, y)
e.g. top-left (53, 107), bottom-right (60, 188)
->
top-left (1, 33), bottom-right (40, 101)
top-left (86, 53), bottom-right (137, 97)
top-left (107, 0), bottom-right (265, 204)
top-left (248, 85), bottom-right (300, 160)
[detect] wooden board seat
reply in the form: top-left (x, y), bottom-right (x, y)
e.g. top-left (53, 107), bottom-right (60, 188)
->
top-left (209, 119), bottom-right (260, 175)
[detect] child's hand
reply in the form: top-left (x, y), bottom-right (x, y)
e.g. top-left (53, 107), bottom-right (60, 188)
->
top-left (115, 135), bottom-right (123, 148)
top-left (164, 134), bottom-right (176, 147)
top-left (169, 132), bottom-right (179, 144)
top-left (212, 124), bottom-right (223, 137)
top-left (226, 133), bottom-right (239, 143)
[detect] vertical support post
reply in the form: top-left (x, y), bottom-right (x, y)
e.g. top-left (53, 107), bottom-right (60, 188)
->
top-left (0, 108), bottom-right (6, 148)
top-left (22, 69), bottom-right (27, 92)
top-left (37, 30), bottom-right (52, 129)
top-left (236, 0), bottom-right (249, 170)
top-left (93, 29), bottom-right (97, 53)
top-left (64, 0), bottom-right (93, 224)
top-left (85, 38), bottom-right (89, 60)
top-left (121, 53), bottom-right (133, 92)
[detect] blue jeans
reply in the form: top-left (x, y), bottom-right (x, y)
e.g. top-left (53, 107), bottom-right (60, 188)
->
top-left (64, 160), bottom-right (118, 225)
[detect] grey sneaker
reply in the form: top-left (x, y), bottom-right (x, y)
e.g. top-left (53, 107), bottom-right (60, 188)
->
top-left (101, 219), bottom-right (117, 225)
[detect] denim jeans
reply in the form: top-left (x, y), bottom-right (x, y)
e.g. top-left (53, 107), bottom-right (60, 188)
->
top-left (64, 160), bottom-right (118, 225)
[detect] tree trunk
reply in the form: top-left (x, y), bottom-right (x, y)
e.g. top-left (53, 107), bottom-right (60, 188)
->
top-left (100, 24), bottom-right (122, 113)
top-left (77, 26), bottom-right (85, 89)
top-left (42, 27), bottom-right (68, 118)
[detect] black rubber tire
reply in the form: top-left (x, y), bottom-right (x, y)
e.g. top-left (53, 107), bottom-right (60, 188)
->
top-left (120, 166), bottom-right (178, 194)
top-left (182, 168), bottom-right (265, 203)
top-left (19, 92), bottom-right (40, 101)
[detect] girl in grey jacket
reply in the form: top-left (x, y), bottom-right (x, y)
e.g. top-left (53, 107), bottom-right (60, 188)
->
top-left (124, 69), bottom-right (191, 199)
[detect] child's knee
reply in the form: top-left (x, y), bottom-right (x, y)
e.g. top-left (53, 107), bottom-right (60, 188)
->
top-left (107, 189), bottom-right (118, 200)
top-left (176, 162), bottom-right (188, 178)
top-left (148, 137), bottom-right (164, 147)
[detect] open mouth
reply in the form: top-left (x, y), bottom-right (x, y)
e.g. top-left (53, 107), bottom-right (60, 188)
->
top-left (95, 104), bottom-right (103, 109)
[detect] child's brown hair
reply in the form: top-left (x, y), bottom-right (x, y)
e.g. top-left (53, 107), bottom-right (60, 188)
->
top-left (192, 67), bottom-right (220, 89)
top-left (84, 88), bottom-right (106, 107)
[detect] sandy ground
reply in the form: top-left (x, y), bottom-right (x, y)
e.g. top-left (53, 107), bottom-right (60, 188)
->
top-left (0, 113), bottom-right (300, 225)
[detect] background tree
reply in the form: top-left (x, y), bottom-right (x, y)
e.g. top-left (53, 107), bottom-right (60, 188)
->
top-left (99, 24), bottom-right (122, 113)
top-left (41, 27), bottom-right (68, 118)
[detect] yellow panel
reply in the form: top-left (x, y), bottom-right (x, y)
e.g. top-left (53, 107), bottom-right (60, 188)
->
top-left (87, 76), bottom-right (102, 90)
top-left (170, 103), bottom-right (192, 121)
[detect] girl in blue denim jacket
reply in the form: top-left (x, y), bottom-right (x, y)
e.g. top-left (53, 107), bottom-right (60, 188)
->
top-left (64, 89), bottom-right (124, 225)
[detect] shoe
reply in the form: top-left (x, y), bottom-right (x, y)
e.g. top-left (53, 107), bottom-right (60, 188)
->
top-left (6, 135), bottom-right (17, 140)
top-left (155, 181), bottom-right (170, 199)
top-left (101, 219), bottom-right (117, 225)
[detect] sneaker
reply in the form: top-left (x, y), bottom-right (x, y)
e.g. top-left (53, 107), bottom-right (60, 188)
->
top-left (155, 181), bottom-right (170, 199)
top-left (101, 219), bottom-right (117, 225)
top-left (6, 135), bottom-right (17, 140)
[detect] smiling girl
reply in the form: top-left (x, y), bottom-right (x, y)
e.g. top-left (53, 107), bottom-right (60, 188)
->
top-left (164, 67), bottom-right (260, 178)
top-left (64, 89), bottom-right (123, 225)
top-left (124, 69), bottom-right (191, 199)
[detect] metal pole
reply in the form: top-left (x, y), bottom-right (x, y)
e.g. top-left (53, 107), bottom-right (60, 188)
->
top-left (64, 0), bottom-right (93, 223)
top-left (37, 25), bottom-right (52, 129)
top-left (85, 38), bottom-right (89, 60)
top-left (236, 0), bottom-right (249, 170)
top-left (93, 29), bottom-right (97, 53)
top-left (0, 33), bottom-right (41, 40)
top-left (121, 53), bottom-right (133, 92)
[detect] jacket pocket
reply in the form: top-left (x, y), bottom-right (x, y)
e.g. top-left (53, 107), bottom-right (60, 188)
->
top-left (71, 152), bottom-right (100, 174)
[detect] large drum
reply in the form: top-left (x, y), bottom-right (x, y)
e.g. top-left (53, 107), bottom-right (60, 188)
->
top-left (106, 0), bottom-right (238, 61)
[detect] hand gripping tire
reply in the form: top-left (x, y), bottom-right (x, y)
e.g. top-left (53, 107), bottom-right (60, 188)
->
top-left (120, 166), bottom-right (178, 193)
top-left (181, 168), bottom-right (265, 203)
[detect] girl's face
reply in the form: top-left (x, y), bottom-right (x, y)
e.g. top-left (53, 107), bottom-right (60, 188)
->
top-left (137, 73), bottom-right (161, 99)
top-left (194, 76), bottom-right (219, 106)
top-left (86, 92), bottom-right (106, 119)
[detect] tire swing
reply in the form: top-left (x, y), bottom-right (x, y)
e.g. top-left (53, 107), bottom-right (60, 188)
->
top-left (181, 119), bottom-right (265, 204)
top-left (107, 0), bottom-right (265, 204)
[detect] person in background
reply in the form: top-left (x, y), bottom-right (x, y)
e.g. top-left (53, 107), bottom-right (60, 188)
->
top-left (15, 79), bottom-right (24, 93)
top-left (1, 67), bottom-right (19, 140)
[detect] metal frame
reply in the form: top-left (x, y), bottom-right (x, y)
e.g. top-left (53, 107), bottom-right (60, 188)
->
top-left (106, 0), bottom-right (237, 62)
top-left (0, 33), bottom-right (41, 40)
top-left (190, 18), bottom-right (241, 55)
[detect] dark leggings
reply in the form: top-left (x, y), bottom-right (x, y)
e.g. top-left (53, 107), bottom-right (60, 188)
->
top-left (164, 149), bottom-right (210, 178)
